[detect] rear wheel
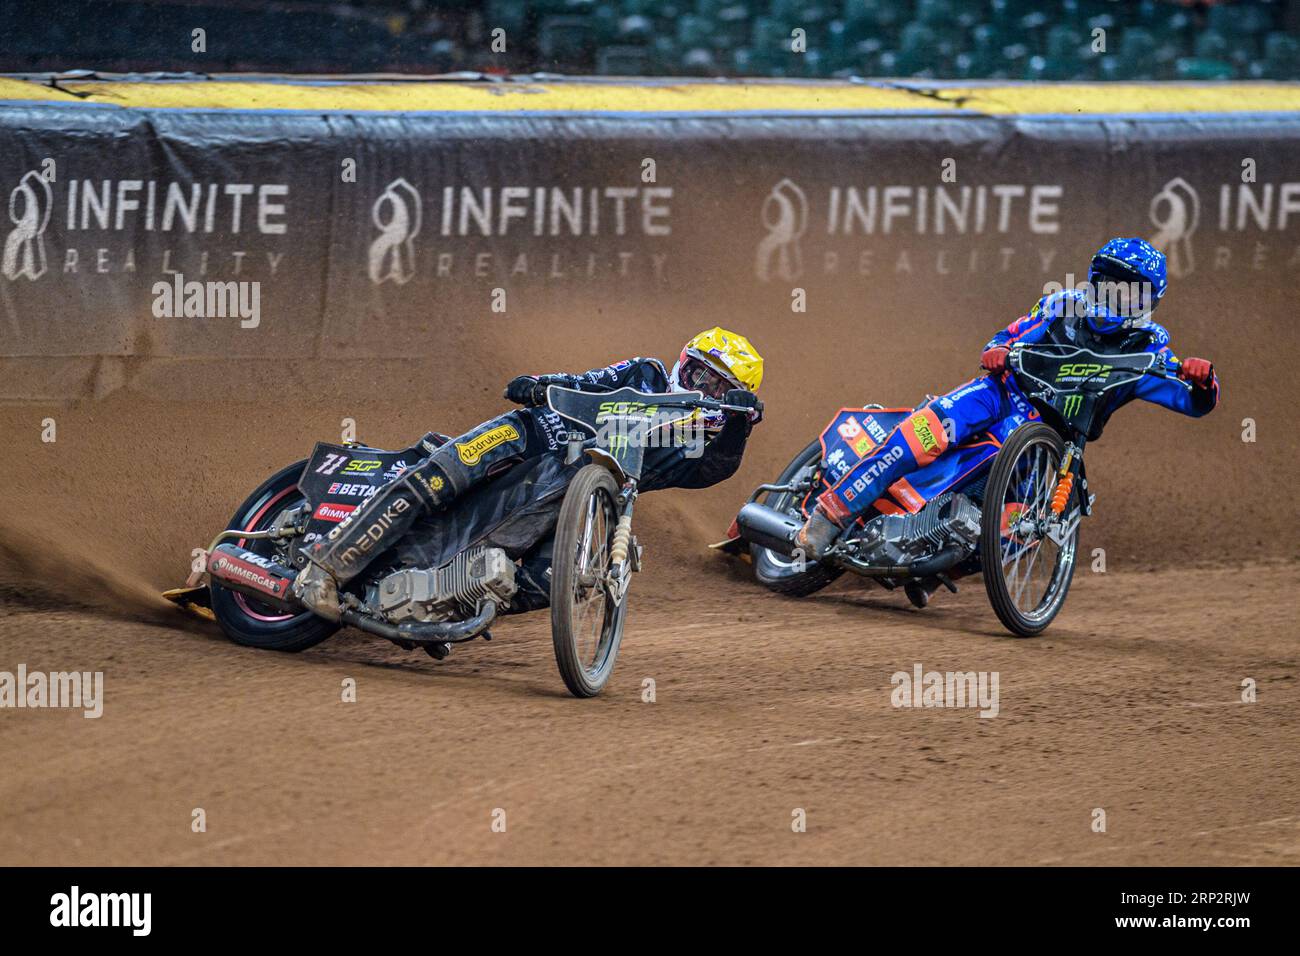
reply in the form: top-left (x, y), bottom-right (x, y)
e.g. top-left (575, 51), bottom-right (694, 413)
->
top-left (752, 440), bottom-right (844, 597)
top-left (210, 460), bottom-right (339, 652)
top-left (979, 424), bottom-right (1080, 637)
top-left (550, 465), bottom-right (627, 698)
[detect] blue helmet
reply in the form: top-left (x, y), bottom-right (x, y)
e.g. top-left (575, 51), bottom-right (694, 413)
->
top-left (1085, 237), bottom-right (1168, 334)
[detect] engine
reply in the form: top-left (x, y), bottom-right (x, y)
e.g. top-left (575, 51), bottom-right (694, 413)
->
top-left (370, 547), bottom-right (517, 623)
top-left (853, 492), bottom-right (982, 569)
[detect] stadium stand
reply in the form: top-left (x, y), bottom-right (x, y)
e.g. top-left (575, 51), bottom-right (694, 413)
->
top-left (1, 0), bottom-right (1296, 80)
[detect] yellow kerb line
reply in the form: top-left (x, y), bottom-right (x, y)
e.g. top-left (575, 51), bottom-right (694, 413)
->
top-left (1, 78), bottom-right (1297, 114)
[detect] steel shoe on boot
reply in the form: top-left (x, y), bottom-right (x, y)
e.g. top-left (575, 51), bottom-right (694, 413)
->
top-left (795, 506), bottom-right (842, 561)
top-left (904, 578), bottom-right (935, 609)
top-left (293, 562), bottom-right (343, 620)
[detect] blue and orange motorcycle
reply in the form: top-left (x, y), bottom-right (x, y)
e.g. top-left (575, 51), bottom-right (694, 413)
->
top-left (722, 343), bottom-right (1190, 636)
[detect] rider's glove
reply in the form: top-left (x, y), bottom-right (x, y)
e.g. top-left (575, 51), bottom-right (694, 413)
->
top-left (1178, 357), bottom-right (1214, 387)
top-left (980, 346), bottom-right (1010, 375)
top-left (723, 388), bottom-right (762, 422)
top-left (504, 375), bottom-right (546, 406)
top-left (722, 388), bottom-right (762, 425)
top-left (723, 388), bottom-right (759, 411)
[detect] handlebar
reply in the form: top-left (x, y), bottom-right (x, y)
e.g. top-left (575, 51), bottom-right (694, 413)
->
top-left (1005, 343), bottom-right (1184, 389)
top-left (690, 396), bottom-right (764, 415)
top-left (547, 382), bottom-right (762, 415)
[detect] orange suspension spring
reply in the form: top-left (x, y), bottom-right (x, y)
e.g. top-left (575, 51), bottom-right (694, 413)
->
top-left (1050, 472), bottom-right (1075, 515)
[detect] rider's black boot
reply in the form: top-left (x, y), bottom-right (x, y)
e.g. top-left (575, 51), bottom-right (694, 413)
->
top-left (795, 505), bottom-right (842, 561)
top-left (904, 578), bottom-right (935, 608)
top-left (293, 451), bottom-right (461, 619)
top-left (292, 413), bottom-right (537, 618)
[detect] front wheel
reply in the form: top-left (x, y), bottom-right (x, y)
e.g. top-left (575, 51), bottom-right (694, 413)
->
top-left (550, 464), bottom-right (628, 698)
top-left (979, 423), bottom-right (1080, 637)
top-left (210, 460), bottom-right (339, 652)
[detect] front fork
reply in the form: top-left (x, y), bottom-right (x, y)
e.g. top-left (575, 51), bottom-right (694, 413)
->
top-left (607, 481), bottom-right (641, 603)
top-left (1049, 438), bottom-right (1093, 523)
top-left (565, 434), bottom-right (641, 601)
top-left (1006, 440), bottom-right (1090, 547)
top-left (1050, 442), bottom-right (1081, 515)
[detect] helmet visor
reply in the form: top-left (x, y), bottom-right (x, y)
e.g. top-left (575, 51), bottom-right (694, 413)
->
top-left (677, 356), bottom-right (734, 399)
top-left (1090, 262), bottom-right (1155, 319)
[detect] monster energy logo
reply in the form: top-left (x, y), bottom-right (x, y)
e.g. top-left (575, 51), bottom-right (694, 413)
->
top-left (609, 433), bottom-right (629, 459)
top-left (1061, 395), bottom-right (1083, 416)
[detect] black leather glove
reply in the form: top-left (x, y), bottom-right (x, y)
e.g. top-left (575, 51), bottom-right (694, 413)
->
top-left (723, 389), bottom-right (762, 424)
top-left (724, 389), bottom-right (760, 412)
top-left (504, 375), bottom-right (546, 407)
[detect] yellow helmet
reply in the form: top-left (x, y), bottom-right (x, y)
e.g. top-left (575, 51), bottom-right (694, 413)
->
top-left (670, 327), bottom-right (764, 397)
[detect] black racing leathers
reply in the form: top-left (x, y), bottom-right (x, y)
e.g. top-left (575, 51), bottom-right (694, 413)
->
top-left (305, 356), bottom-right (754, 586)
top-left (532, 356), bottom-right (754, 491)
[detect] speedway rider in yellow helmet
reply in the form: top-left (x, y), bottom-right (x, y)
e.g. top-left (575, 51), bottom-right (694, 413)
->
top-left (294, 328), bottom-right (764, 618)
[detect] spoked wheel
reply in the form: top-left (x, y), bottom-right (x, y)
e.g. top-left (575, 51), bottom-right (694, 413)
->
top-left (550, 464), bottom-right (628, 698)
top-left (210, 460), bottom-right (338, 652)
top-left (980, 424), bottom-right (1081, 637)
top-left (751, 440), bottom-right (844, 597)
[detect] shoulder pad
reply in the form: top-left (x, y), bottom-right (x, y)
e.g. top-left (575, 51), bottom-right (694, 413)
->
top-left (1038, 289), bottom-right (1089, 319)
top-left (1144, 322), bottom-right (1171, 347)
top-left (640, 356), bottom-right (669, 378)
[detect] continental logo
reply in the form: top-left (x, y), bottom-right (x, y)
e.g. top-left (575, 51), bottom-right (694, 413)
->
top-left (910, 413), bottom-right (941, 455)
top-left (1054, 363), bottom-right (1112, 382)
top-left (341, 458), bottom-right (383, 474)
top-left (456, 424), bottom-right (520, 465)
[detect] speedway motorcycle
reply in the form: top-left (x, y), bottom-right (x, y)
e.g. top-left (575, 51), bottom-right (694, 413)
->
top-left (723, 343), bottom-right (1187, 636)
top-left (165, 386), bottom-right (755, 697)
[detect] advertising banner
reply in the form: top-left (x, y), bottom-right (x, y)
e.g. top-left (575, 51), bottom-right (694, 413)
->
top-left (2, 99), bottom-right (1297, 389)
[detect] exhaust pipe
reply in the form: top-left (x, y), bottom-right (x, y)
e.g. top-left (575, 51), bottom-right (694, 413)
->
top-left (735, 503), bottom-right (803, 556)
top-left (206, 544), bottom-right (301, 612)
top-left (341, 601), bottom-right (497, 646)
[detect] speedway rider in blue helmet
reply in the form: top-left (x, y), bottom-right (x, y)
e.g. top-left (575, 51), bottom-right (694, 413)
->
top-left (796, 237), bottom-right (1220, 568)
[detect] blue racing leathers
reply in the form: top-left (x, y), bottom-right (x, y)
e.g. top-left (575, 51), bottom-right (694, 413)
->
top-left (816, 290), bottom-right (1220, 525)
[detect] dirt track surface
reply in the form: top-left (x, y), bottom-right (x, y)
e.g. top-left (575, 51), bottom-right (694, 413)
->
top-left (0, 371), bottom-right (1296, 866)
top-left (2, 558), bottom-right (1296, 866)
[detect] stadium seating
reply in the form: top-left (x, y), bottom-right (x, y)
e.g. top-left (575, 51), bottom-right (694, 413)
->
top-left (1, 0), bottom-right (1295, 81)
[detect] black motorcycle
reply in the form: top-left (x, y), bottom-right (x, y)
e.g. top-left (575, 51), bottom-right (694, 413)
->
top-left (165, 386), bottom-right (754, 697)
top-left (724, 343), bottom-right (1187, 636)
